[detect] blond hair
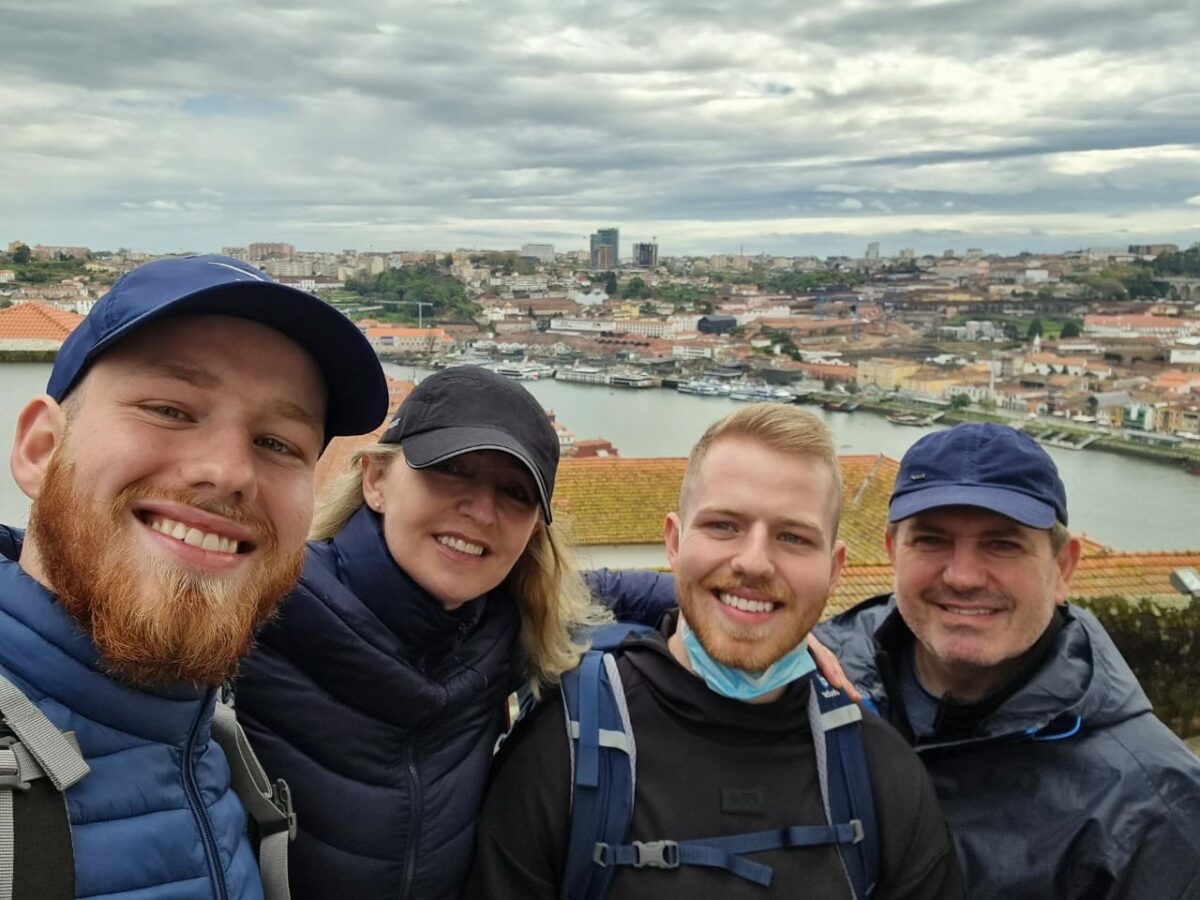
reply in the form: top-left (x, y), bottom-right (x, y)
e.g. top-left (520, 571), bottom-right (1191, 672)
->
top-left (312, 443), bottom-right (609, 694)
top-left (680, 404), bottom-right (844, 538)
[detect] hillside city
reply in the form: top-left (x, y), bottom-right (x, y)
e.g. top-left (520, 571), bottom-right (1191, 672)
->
top-left (4, 234), bottom-right (1200, 468)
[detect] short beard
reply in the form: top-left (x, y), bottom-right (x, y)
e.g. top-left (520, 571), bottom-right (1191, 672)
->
top-left (28, 452), bottom-right (305, 688)
top-left (676, 572), bottom-right (805, 673)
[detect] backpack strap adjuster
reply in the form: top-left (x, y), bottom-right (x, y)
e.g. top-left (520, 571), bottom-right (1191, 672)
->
top-left (268, 778), bottom-right (297, 841)
top-left (593, 839), bottom-right (681, 870)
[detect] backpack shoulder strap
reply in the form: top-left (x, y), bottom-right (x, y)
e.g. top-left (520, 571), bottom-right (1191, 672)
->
top-left (559, 649), bottom-right (636, 900)
top-left (807, 675), bottom-right (880, 900)
top-left (212, 698), bottom-right (295, 900)
top-left (0, 671), bottom-right (90, 900)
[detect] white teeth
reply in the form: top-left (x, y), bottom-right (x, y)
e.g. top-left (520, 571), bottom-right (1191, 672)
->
top-left (148, 516), bottom-right (239, 555)
top-left (437, 535), bottom-right (485, 556)
top-left (946, 606), bottom-right (994, 616)
top-left (718, 592), bottom-right (775, 614)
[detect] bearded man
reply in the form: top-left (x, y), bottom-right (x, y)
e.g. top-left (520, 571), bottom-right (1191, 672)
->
top-left (465, 404), bottom-right (962, 900)
top-left (0, 255), bottom-right (387, 900)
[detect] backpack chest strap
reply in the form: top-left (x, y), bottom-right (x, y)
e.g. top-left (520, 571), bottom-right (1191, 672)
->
top-left (593, 821), bottom-right (865, 888)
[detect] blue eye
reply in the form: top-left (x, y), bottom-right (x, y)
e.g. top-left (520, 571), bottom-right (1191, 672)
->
top-left (256, 436), bottom-right (293, 455)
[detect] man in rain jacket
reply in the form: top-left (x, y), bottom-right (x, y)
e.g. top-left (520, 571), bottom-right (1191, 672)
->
top-left (816, 424), bottom-right (1200, 899)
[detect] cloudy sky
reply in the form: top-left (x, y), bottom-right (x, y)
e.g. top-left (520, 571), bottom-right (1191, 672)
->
top-left (2, 0), bottom-right (1198, 258)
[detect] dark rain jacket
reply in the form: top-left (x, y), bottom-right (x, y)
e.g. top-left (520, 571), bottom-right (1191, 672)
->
top-left (0, 526), bottom-right (262, 900)
top-left (816, 594), bottom-right (1200, 900)
top-left (234, 511), bottom-right (671, 900)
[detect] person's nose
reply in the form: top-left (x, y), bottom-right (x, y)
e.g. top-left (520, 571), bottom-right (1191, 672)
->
top-left (730, 524), bottom-right (774, 580)
top-left (177, 425), bottom-right (258, 506)
top-left (941, 543), bottom-right (988, 593)
top-left (459, 481), bottom-right (499, 527)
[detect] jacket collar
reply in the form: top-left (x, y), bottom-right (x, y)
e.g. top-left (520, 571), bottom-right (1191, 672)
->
top-left (330, 505), bottom-right (487, 656)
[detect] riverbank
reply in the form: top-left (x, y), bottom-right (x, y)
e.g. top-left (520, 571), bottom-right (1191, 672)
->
top-left (804, 393), bottom-right (1200, 471)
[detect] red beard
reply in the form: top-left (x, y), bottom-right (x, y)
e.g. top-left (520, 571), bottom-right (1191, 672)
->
top-left (28, 451), bottom-right (305, 687)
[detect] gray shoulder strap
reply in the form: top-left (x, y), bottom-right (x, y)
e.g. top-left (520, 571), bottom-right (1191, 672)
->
top-left (0, 672), bottom-right (91, 900)
top-left (0, 673), bottom-right (90, 791)
top-left (211, 698), bottom-right (295, 900)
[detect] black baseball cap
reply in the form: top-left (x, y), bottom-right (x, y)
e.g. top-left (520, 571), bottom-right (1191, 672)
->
top-left (47, 255), bottom-right (388, 440)
top-left (382, 366), bottom-right (559, 522)
top-left (889, 423), bottom-right (1068, 528)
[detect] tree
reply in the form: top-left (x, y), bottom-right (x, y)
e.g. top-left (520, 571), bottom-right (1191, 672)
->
top-left (621, 276), bottom-right (650, 299)
top-left (950, 393), bottom-right (972, 410)
top-left (11, 243), bottom-right (30, 265)
top-left (603, 272), bottom-right (618, 295)
top-left (1060, 320), bottom-right (1082, 339)
top-left (1026, 319), bottom-right (1044, 339)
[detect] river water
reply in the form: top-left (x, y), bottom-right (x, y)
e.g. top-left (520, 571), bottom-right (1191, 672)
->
top-left (2, 360), bottom-right (1197, 551)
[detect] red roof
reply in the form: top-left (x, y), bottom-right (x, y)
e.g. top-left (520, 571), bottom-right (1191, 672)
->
top-left (0, 302), bottom-right (83, 342)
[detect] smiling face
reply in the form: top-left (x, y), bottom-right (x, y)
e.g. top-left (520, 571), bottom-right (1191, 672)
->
top-left (665, 436), bottom-right (846, 674)
top-left (363, 449), bottom-right (542, 610)
top-left (888, 506), bottom-right (1081, 701)
top-left (15, 314), bottom-right (326, 686)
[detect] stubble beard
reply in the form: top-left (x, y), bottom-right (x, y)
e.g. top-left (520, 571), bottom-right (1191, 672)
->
top-left (29, 453), bottom-right (305, 688)
top-left (676, 570), bottom-right (809, 673)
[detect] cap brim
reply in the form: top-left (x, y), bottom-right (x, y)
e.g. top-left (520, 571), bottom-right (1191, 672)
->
top-left (86, 282), bottom-right (387, 439)
top-left (401, 425), bottom-right (553, 522)
top-left (888, 484), bottom-right (1059, 529)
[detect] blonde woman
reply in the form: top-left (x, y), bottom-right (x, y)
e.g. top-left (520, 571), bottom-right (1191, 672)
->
top-left (234, 367), bottom-right (656, 900)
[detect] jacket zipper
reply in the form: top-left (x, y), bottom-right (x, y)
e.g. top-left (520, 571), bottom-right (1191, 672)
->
top-left (185, 692), bottom-right (230, 900)
top-left (399, 741), bottom-right (422, 900)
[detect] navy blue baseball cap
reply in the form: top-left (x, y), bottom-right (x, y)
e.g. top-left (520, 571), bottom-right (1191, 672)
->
top-left (47, 255), bottom-right (388, 439)
top-left (889, 423), bottom-right (1068, 528)
top-left (381, 366), bottom-right (559, 522)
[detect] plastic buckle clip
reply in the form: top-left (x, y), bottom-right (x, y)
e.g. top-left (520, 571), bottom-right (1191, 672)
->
top-left (632, 840), bottom-right (680, 869)
top-left (850, 819), bottom-right (864, 844)
top-left (273, 779), bottom-right (298, 840)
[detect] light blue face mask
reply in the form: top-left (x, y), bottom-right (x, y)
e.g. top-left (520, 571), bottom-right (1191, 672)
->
top-left (679, 617), bottom-right (816, 702)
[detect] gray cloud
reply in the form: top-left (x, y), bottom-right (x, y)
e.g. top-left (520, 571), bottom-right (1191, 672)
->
top-left (1, 0), bottom-right (1197, 256)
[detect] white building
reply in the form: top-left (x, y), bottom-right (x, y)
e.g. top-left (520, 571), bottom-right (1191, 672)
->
top-left (521, 243), bottom-right (555, 265)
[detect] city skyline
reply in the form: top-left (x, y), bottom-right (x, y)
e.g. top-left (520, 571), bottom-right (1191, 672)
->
top-left (3, 1), bottom-right (1198, 258)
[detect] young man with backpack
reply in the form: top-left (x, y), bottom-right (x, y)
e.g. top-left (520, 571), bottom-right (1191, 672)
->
top-left (464, 404), bottom-right (962, 899)
top-left (0, 255), bottom-right (388, 899)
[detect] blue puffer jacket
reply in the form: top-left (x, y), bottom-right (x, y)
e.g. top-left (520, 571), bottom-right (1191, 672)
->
top-left (817, 595), bottom-right (1200, 900)
top-left (234, 515), bottom-right (673, 900)
top-left (0, 526), bottom-right (262, 900)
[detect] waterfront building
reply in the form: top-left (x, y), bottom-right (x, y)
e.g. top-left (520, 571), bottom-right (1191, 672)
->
top-left (362, 325), bottom-right (454, 354)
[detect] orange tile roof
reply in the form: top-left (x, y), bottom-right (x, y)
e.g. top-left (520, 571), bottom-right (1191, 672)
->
top-left (0, 302), bottom-right (83, 342)
top-left (554, 454), bottom-right (901, 562)
top-left (553, 458), bottom-right (685, 546)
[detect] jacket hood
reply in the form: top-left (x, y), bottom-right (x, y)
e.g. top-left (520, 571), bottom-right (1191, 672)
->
top-left (817, 594), bottom-right (1151, 743)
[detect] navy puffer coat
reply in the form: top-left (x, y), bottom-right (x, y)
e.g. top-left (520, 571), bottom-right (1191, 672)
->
top-left (0, 526), bottom-right (262, 900)
top-left (236, 517), bottom-right (677, 899)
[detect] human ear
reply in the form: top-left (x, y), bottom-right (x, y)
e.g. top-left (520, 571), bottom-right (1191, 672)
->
top-left (664, 512), bottom-right (683, 569)
top-left (360, 454), bottom-right (389, 512)
top-left (10, 396), bottom-right (66, 501)
top-left (1053, 535), bottom-right (1083, 604)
